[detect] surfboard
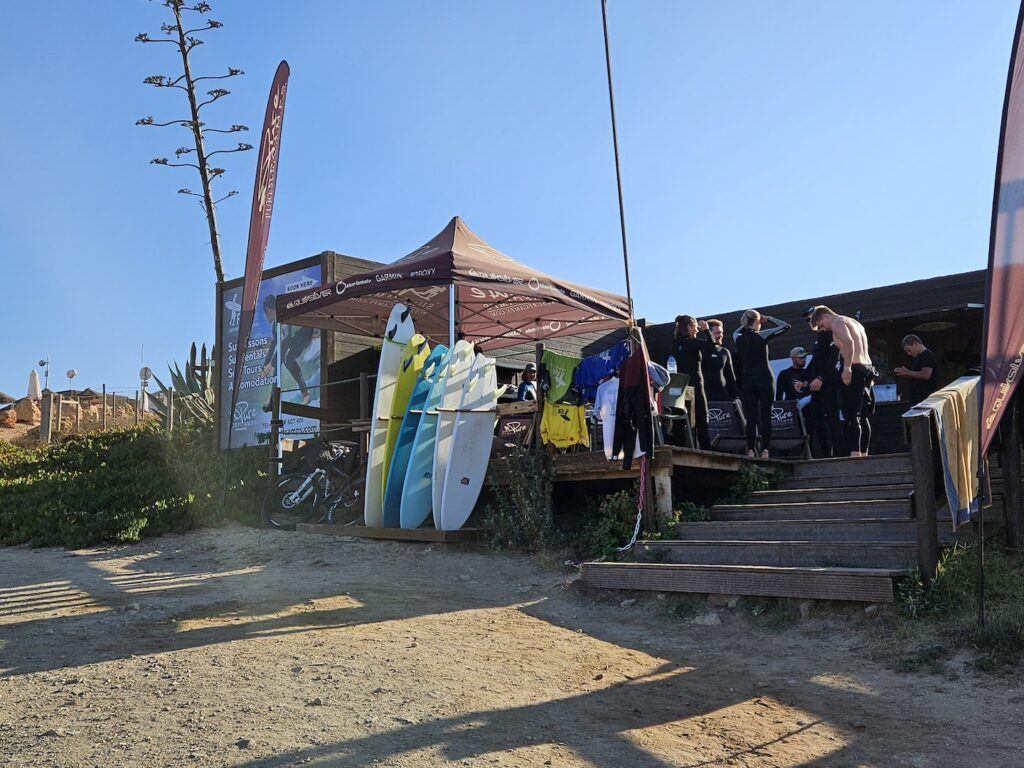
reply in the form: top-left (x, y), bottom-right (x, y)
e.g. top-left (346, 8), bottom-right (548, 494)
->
top-left (436, 353), bottom-right (498, 531)
top-left (382, 344), bottom-right (447, 528)
top-left (382, 334), bottom-right (429, 495)
top-left (431, 340), bottom-right (475, 518)
top-left (363, 304), bottom-right (415, 527)
top-left (398, 347), bottom-right (453, 529)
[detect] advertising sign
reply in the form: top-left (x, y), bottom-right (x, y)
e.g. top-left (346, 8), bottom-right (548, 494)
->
top-left (220, 262), bottom-right (321, 448)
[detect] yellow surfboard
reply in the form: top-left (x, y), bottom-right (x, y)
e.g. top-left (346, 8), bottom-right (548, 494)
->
top-left (382, 334), bottom-right (429, 495)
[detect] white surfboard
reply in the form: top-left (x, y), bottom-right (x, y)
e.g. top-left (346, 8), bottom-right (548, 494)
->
top-left (436, 353), bottom-right (497, 531)
top-left (431, 340), bottom-right (475, 518)
top-left (364, 304), bottom-right (415, 527)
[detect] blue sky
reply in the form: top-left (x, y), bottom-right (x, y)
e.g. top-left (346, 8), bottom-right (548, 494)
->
top-left (1, 1), bottom-right (1018, 396)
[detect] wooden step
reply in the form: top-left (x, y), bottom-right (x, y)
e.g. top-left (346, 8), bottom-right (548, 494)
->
top-left (776, 470), bottom-right (913, 490)
top-left (747, 484), bottom-right (912, 504)
top-left (580, 562), bottom-right (898, 602)
top-left (790, 453), bottom-right (912, 479)
top-left (637, 540), bottom-right (917, 569)
top-left (670, 519), bottom-right (916, 542)
top-left (711, 498), bottom-right (911, 521)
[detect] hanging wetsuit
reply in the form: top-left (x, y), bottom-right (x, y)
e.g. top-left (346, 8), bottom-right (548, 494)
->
top-left (612, 340), bottom-right (654, 471)
top-left (733, 316), bottom-right (791, 453)
top-left (671, 331), bottom-right (716, 449)
top-left (803, 329), bottom-right (844, 457)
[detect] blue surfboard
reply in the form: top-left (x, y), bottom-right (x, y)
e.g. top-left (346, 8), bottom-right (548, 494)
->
top-left (398, 347), bottom-right (454, 529)
top-left (382, 345), bottom-right (448, 528)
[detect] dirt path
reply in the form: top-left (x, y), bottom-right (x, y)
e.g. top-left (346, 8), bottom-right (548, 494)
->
top-left (1, 526), bottom-right (1021, 767)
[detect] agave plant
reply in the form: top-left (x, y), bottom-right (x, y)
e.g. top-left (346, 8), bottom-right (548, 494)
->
top-left (151, 345), bottom-right (216, 427)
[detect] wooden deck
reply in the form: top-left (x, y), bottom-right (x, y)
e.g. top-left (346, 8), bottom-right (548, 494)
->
top-left (550, 446), bottom-right (787, 481)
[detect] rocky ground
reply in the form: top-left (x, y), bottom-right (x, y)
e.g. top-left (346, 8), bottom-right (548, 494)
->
top-left (1, 526), bottom-right (1022, 767)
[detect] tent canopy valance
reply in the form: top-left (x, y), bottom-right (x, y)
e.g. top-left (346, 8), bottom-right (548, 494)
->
top-left (276, 217), bottom-right (631, 350)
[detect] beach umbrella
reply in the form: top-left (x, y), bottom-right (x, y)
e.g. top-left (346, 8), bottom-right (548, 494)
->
top-left (28, 370), bottom-right (41, 399)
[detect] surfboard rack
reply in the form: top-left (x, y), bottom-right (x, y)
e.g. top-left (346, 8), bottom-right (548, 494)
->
top-left (295, 523), bottom-right (482, 544)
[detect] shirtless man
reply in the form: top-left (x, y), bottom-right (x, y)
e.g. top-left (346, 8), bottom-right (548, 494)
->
top-left (808, 305), bottom-right (874, 457)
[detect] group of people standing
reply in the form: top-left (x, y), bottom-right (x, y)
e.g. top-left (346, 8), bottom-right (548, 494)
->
top-left (671, 305), bottom-right (882, 459)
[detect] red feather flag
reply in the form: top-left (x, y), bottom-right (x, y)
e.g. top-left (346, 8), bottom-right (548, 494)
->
top-left (227, 60), bottom-right (290, 448)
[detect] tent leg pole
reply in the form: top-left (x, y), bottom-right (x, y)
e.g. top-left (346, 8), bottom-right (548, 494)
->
top-left (449, 284), bottom-right (456, 349)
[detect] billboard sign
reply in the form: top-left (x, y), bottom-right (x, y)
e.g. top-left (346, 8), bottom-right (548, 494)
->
top-left (220, 262), bottom-right (321, 448)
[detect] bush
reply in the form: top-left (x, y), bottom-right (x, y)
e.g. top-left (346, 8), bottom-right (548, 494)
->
top-left (897, 542), bottom-right (1024, 668)
top-left (723, 464), bottom-right (772, 503)
top-left (0, 423), bottom-right (265, 549)
top-left (483, 448), bottom-right (555, 553)
top-left (573, 488), bottom-right (639, 559)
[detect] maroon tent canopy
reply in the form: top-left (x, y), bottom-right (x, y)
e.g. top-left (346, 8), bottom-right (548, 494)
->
top-left (276, 217), bottom-right (631, 350)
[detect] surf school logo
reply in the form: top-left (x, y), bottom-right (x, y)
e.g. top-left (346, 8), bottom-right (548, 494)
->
top-left (501, 420), bottom-right (528, 436)
top-left (771, 406), bottom-right (795, 427)
top-left (232, 401), bottom-right (259, 430)
top-left (708, 408), bottom-right (732, 425)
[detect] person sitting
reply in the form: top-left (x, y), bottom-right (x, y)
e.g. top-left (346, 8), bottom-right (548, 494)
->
top-left (516, 363), bottom-right (538, 402)
top-left (776, 346), bottom-right (809, 401)
top-left (894, 334), bottom-right (939, 404)
top-left (733, 309), bottom-right (791, 458)
top-left (671, 315), bottom-right (715, 449)
top-left (700, 319), bottom-right (739, 402)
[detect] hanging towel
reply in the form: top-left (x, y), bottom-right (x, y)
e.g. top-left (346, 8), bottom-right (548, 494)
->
top-left (574, 340), bottom-right (630, 401)
top-left (540, 402), bottom-right (590, 449)
top-left (540, 349), bottom-right (581, 404)
top-left (907, 376), bottom-right (980, 528)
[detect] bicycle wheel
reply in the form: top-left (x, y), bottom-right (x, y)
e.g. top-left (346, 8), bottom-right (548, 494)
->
top-left (261, 473), bottom-right (325, 530)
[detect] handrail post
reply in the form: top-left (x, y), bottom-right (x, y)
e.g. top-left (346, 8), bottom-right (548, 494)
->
top-left (905, 412), bottom-right (939, 586)
top-left (269, 385), bottom-right (283, 476)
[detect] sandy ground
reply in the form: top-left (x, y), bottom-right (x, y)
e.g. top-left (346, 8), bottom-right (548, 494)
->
top-left (1, 527), bottom-right (1022, 768)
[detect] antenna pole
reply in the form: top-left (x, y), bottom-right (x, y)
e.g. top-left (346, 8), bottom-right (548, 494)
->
top-left (600, 0), bottom-right (635, 324)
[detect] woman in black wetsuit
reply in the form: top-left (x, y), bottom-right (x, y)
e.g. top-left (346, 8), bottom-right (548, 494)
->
top-left (732, 309), bottom-right (791, 458)
top-left (671, 314), bottom-right (716, 449)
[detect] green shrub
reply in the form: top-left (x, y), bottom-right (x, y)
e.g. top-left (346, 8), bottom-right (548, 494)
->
top-left (723, 464), bottom-right (772, 503)
top-left (483, 448), bottom-right (555, 553)
top-left (0, 424), bottom-right (265, 549)
top-left (897, 542), bottom-right (1024, 668)
top-left (573, 488), bottom-right (639, 559)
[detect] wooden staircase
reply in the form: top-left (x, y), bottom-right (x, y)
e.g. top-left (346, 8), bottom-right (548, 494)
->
top-left (581, 453), bottom-right (921, 603)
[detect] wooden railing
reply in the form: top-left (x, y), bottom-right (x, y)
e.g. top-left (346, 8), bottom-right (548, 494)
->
top-left (902, 411), bottom-right (940, 585)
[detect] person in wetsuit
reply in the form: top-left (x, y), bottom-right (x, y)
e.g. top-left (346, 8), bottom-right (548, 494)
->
top-left (261, 294), bottom-right (316, 405)
top-left (796, 314), bottom-right (845, 457)
top-left (775, 346), bottom-right (809, 401)
top-left (732, 309), bottom-right (791, 458)
top-left (700, 319), bottom-right (739, 402)
top-left (671, 314), bottom-right (716, 449)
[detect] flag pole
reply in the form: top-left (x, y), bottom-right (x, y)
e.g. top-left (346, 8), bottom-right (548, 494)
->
top-left (600, 0), bottom-right (635, 326)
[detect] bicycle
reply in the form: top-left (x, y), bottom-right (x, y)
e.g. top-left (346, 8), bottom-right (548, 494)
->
top-left (261, 438), bottom-right (366, 529)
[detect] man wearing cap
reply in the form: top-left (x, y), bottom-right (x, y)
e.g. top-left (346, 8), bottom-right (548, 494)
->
top-left (776, 346), bottom-right (810, 401)
top-left (516, 363), bottom-right (538, 402)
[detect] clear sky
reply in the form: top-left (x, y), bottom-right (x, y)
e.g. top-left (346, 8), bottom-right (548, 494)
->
top-left (1, 1), bottom-right (1018, 397)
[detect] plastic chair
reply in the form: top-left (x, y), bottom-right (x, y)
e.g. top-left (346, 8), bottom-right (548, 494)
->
top-left (660, 373), bottom-right (694, 448)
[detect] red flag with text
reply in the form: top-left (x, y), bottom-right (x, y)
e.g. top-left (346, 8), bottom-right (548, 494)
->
top-left (981, 4), bottom-right (1024, 459)
top-left (227, 61), bottom-right (289, 447)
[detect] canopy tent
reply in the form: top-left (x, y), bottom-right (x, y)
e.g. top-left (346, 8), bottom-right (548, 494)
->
top-left (276, 217), bottom-right (631, 350)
